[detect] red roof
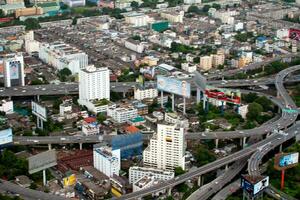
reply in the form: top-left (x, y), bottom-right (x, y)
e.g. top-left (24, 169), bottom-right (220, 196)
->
top-left (84, 117), bottom-right (96, 123)
top-left (124, 125), bottom-right (140, 134)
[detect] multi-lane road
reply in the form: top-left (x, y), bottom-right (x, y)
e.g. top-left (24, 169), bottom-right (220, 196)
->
top-left (0, 179), bottom-right (67, 200)
top-left (114, 65), bottom-right (300, 199)
top-left (2, 65), bottom-right (300, 200)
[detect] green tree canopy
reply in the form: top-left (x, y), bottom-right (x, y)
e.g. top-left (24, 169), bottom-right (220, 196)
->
top-left (24, 18), bottom-right (41, 30)
top-left (246, 102), bottom-right (263, 121)
top-left (130, 1), bottom-right (139, 9)
top-left (188, 5), bottom-right (200, 13)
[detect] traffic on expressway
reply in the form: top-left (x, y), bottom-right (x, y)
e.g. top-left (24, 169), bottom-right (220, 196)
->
top-left (113, 65), bottom-right (300, 200)
top-left (1, 65), bottom-right (300, 200)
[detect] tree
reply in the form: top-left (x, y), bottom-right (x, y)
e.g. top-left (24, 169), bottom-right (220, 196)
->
top-left (96, 113), bottom-right (106, 123)
top-left (59, 68), bottom-right (72, 77)
top-left (0, 9), bottom-right (5, 18)
top-left (212, 3), bottom-right (221, 10)
top-left (202, 5), bottom-right (211, 12)
top-left (194, 145), bottom-right (216, 167)
top-left (130, 1), bottom-right (139, 10)
top-left (188, 5), bottom-right (199, 13)
top-left (30, 79), bottom-right (44, 85)
top-left (131, 35), bottom-right (141, 41)
top-left (254, 96), bottom-right (272, 112)
top-left (246, 102), bottom-right (263, 121)
top-left (174, 167), bottom-right (185, 176)
top-left (243, 93), bottom-right (258, 103)
top-left (24, 18), bottom-right (40, 30)
top-left (72, 17), bottom-right (77, 25)
top-left (60, 3), bottom-right (69, 10)
top-left (58, 68), bottom-right (72, 82)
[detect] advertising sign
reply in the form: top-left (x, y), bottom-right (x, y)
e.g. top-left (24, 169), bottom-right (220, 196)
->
top-left (253, 176), bottom-right (269, 195)
top-left (193, 71), bottom-right (206, 91)
top-left (205, 85), bottom-right (241, 104)
top-left (28, 150), bottom-right (57, 174)
top-left (289, 28), bottom-right (300, 41)
top-left (157, 76), bottom-right (191, 98)
top-left (241, 175), bottom-right (269, 196)
top-left (275, 152), bottom-right (299, 170)
top-left (9, 61), bottom-right (20, 80)
top-left (63, 174), bottom-right (76, 187)
top-left (0, 128), bottom-right (13, 146)
top-left (31, 101), bottom-right (47, 121)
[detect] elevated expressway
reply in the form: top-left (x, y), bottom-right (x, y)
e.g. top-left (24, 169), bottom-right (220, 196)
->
top-left (2, 66), bottom-right (300, 199)
top-left (0, 179), bottom-right (67, 200)
top-left (114, 65), bottom-right (300, 199)
top-left (187, 65), bottom-right (300, 200)
top-left (0, 75), bottom-right (299, 98)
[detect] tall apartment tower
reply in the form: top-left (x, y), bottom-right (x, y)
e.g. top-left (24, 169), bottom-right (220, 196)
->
top-left (78, 65), bottom-right (110, 103)
top-left (143, 123), bottom-right (186, 170)
top-left (2, 53), bottom-right (25, 87)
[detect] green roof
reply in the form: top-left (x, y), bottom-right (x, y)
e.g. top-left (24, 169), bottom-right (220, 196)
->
top-left (130, 116), bottom-right (145, 123)
top-left (37, 2), bottom-right (59, 8)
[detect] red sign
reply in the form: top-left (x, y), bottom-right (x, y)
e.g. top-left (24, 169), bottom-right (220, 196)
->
top-left (205, 87), bottom-right (241, 104)
top-left (289, 29), bottom-right (300, 41)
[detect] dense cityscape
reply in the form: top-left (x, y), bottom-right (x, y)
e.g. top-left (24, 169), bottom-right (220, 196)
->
top-left (0, 0), bottom-right (300, 200)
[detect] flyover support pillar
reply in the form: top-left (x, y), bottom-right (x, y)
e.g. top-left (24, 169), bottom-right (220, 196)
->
top-left (215, 139), bottom-right (219, 149)
top-left (48, 143), bottom-right (52, 150)
top-left (37, 95), bottom-right (40, 101)
top-left (161, 91), bottom-right (164, 108)
top-left (197, 175), bottom-right (203, 187)
top-left (279, 144), bottom-right (283, 152)
top-left (123, 92), bottom-right (126, 98)
top-left (196, 88), bottom-right (201, 104)
top-left (167, 187), bottom-right (172, 196)
top-left (172, 93), bottom-right (175, 111)
top-left (43, 169), bottom-right (47, 186)
top-left (225, 164), bottom-right (229, 171)
top-left (240, 137), bottom-right (247, 148)
top-left (183, 97), bottom-right (186, 115)
top-left (79, 143), bottom-right (83, 150)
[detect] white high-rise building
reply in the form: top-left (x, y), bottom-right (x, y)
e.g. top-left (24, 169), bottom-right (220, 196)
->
top-left (78, 65), bottom-right (110, 105)
top-left (2, 53), bottom-right (25, 87)
top-left (143, 123), bottom-right (186, 170)
top-left (93, 145), bottom-right (121, 177)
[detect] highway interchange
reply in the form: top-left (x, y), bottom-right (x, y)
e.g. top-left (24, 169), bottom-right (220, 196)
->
top-left (1, 64), bottom-right (300, 200)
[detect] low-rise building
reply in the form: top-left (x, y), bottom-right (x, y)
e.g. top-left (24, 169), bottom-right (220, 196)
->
top-left (132, 175), bottom-right (164, 194)
top-left (124, 12), bottom-right (149, 27)
top-left (134, 85), bottom-right (158, 101)
top-left (161, 11), bottom-right (184, 23)
top-left (129, 166), bottom-right (174, 184)
top-left (125, 39), bottom-right (145, 53)
top-left (107, 104), bottom-right (138, 123)
top-left (0, 99), bottom-right (13, 114)
top-left (63, 0), bottom-right (86, 7)
top-left (15, 7), bottom-right (43, 18)
top-left (82, 121), bottom-right (100, 136)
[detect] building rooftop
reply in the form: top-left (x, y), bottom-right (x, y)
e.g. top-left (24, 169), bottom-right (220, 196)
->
top-left (124, 125), bottom-right (140, 134)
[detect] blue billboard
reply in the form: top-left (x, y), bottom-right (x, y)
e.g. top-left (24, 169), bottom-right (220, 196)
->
top-left (279, 153), bottom-right (299, 168)
top-left (241, 175), bottom-right (269, 196)
top-left (9, 61), bottom-right (20, 80)
top-left (0, 128), bottom-right (13, 146)
top-left (157, 76), bottom-right (191, 98)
